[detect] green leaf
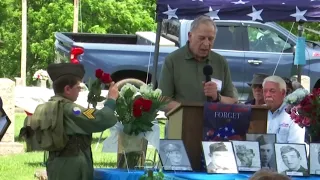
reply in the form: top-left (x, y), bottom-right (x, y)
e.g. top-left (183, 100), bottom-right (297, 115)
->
top-left (96, 96), bottom-right (106, 102)
top-left (91, 82), bottom-right (102, 96)
top-left (123, 88), bottom-right (135, 99)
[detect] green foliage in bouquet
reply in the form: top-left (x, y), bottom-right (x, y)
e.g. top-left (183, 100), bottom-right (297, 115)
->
top-left (115, 83), bottom-right (170, 136)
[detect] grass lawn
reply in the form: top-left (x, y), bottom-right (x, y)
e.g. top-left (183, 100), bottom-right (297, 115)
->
top-left (0, 113), bottom-right (166, 180)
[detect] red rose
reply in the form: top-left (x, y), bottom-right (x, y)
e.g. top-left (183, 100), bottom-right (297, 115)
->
top-left (312, 88), bottom-right (320, 96)
top-left (132, 98), bottom-right (153, 117)
top-left (133, 98), bottom-right (144, 109)
top-left (95, 69), bottom-right (104, 79)
top-left (101, 73), bottom-right (112, 84)
top-left (301, 104), bottom-right (312, 113)
top-left (300, 96), bottom-right (312, 106)
top-left (71, 59), bottom-right (80, 64)
top-left (133, 98), bottom-right (144, 117)
top-left (142, 99), bottom-right (152, 112)
top-left (133, 107), bottom-right (143, 117)
top-left (301, 117), bottom-right (311, 126)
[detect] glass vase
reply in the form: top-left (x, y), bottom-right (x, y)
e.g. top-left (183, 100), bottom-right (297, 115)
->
top-left (306, 127), bottom-right (320, 143)
top-left (36, 80), bottom-right (47, 88)
top-left (117, 131), bottom-right (148, 169)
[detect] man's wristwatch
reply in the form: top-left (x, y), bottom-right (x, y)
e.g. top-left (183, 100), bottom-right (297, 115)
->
top-left (213, 92), bottom-right (221, 102)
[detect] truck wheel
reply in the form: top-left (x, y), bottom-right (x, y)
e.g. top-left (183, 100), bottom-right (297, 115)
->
top-left (115, 78), bottom-right (146, 89)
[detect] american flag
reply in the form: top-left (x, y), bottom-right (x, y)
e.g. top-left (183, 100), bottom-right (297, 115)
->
top-left (201, 103), bottom-right (251, 171)
top-left (201, 123), bottom-right (243, 171)
top-left (204, 123), bottom-right (243, 141)
top-left (157, 0), bottom-right (320, 22)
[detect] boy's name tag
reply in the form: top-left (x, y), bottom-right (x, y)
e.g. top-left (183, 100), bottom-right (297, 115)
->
top-left (211, 78), bottom-right (222, 91)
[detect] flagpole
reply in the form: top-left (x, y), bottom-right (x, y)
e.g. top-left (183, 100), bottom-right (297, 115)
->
top-left (21, 0), bottom-right (27, 86)
top-left (73, 0), bottom-right (79, 33)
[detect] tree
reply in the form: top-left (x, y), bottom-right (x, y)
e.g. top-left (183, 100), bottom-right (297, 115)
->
top-left (278, 22), bottom-right (320, 41)
top-left (80, 0), bottom-right (156, 34)
top-left (0, 0), bottom-right (22, 78)
top-left (27, 0), bottom-right (74, 79)
top-left (0, 0), bottom-right (156, 85)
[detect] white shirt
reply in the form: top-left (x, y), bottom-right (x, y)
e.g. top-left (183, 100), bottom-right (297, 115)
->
top-left (267, 103), bottom-right (305, 143)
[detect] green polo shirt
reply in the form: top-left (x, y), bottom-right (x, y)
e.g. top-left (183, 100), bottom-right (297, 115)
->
top-left (159, 43), bottom-right (238, 103)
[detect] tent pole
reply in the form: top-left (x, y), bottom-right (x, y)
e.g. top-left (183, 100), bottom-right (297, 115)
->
top-left (152, 21), bottom-right (163, 90)
top-left (297, 22), bottom-right (304, 83)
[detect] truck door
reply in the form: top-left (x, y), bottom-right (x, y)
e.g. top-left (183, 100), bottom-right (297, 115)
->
top-left (242, 22), bottom-right (295, 96)
top-left (214, 22), bottom-right (246, 101)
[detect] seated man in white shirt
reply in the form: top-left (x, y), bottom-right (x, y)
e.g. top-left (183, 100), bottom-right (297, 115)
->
top-left (262, 76), bottom-right (305, 143)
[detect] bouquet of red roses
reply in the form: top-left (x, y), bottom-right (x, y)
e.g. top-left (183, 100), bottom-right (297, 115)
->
top-left (289, 88), bottom-right (320, 137)
top-left (115, 83), bottom-right (170, 136)
top-left (87, 69), bottom-right (113, 108)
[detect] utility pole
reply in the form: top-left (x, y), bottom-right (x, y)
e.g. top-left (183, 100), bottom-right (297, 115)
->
top-left (21, 0), bottom-right (27, 86)
top-left (73, 0), bottom-right (79, 33)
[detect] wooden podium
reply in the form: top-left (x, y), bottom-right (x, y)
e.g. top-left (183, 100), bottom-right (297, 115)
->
top-left (165, 103), bottom-right (269, 171)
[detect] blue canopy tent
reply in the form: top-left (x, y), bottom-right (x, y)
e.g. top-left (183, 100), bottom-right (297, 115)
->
top-left (151, 0), bottom-right (320, 88)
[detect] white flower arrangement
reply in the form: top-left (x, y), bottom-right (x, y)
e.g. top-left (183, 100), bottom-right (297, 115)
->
top-left (32, 69), bottom-right (49, 81)
top-left (138, 84), bottom-right (163, 99)
top-left (284, 88), bottom-right (309, 105)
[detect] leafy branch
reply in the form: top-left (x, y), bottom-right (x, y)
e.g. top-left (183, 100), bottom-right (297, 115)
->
top-left (139, 170), bottom-right (164, 180)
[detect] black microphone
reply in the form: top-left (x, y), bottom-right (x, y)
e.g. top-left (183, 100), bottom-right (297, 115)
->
top-left (203, 64), bottom-right (213, 102)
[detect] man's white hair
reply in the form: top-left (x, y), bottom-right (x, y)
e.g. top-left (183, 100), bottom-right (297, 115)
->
top-left (190, 15), bottom-right (218, 36)
top-left (262, 75), bottom-right (287, 93)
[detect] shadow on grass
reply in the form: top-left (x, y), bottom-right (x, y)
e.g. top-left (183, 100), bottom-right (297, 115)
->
top-left (92, 137), bottom-right (104, 144)
top-left (25, 161), bottom-right (46, 167)
top-left (94, 162), bottom-right (117, 168)
top-left (24, 160), bottom-right (118, 168)
top-left (14, 136), bottom-right (25, 142)
top-left (14, 136), bottom-right (103, 144)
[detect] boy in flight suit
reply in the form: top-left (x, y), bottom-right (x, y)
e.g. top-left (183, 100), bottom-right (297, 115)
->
top-left (31, 63), bottom-right (119, 180)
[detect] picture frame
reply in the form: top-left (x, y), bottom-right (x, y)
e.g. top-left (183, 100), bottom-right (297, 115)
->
top-left (231, 140), bottom-right (261, 172)
top-left (274, 143), bottom-right (309, 177)
top-left (158, 139), bottom-right (192, 171)
top-left (201, 141), bottom-right (238, 174)
top-left (0, 107), bottom-right (11, 141)
top-left (309, 143), bottom-right (320, 175)
top-left (246, 133), bottom-right (277, 170)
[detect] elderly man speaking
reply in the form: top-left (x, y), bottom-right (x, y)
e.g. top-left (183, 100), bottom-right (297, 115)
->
top-left (159, 15), bottom-right (237, 112)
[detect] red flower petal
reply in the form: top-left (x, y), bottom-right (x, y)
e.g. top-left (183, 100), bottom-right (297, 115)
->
top-left (95, 69), bottom-right (104, 79)
top-left (142, 99), bottom-right (152, 112)
top-left (101, 73), bottom-right (112, 84)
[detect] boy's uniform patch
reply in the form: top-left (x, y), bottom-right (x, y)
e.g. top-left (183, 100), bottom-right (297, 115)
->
top-left (72, 107), bottom-right (82, 116)
top-left (83, 108), bottom-right (96, 119)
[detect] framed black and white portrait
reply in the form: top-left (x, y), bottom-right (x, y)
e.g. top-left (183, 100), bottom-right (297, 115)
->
top-left (0, 105), bottom-right (11, 141)
top-left (202, 141), bottom-right (238, 174)
top-left (159, 139), bottom-right (192, 171)
top-left (309, 143), bottom-right (320, 175)
top-left (246, 133), bottom-right (277, 170)
top-left (275, 143), bottom-right (309, 176)
top-left (232, 140), bottom-right (261, 172)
